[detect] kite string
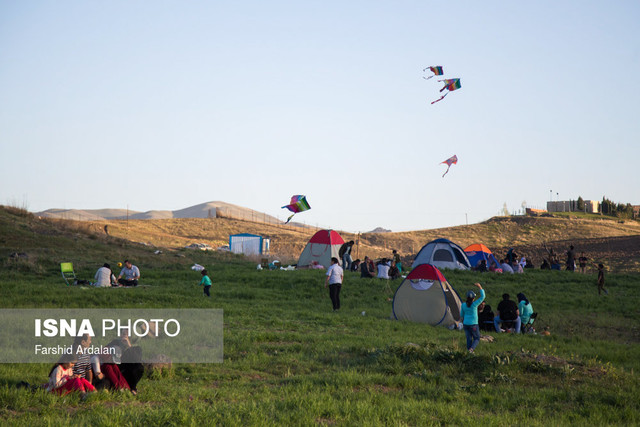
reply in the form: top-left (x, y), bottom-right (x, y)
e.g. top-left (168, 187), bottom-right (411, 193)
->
top-left (431, 92), bottom-right (448, 104)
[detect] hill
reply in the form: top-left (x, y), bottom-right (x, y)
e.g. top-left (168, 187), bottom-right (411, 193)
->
top-left (16, 205), bottom-right (640, 272)
top-left (36, 201), bottom-right (284, 223)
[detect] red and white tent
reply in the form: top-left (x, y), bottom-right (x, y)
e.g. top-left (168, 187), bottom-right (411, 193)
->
top-left (297, 230), bottom-right (345, 269)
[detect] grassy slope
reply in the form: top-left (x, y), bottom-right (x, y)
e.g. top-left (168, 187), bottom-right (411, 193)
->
top-left (1, 207), bottom-right (639, 425)
top-left (78, 212), bottom-right (640, 271)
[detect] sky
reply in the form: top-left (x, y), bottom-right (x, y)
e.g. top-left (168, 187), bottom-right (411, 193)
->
top-left (1, 1), bottom-right (639, 233)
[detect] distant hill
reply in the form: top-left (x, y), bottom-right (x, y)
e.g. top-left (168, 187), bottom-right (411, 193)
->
top-left (36, 201), bottom-right (283, 223)
top-left (369, 227), bottom-right (392, 233)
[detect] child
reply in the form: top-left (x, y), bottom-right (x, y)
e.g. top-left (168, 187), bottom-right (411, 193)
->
top-left (199, 269), bottom-right (212, 297)
top-left (596, 263), bottom-right (608, 295)
top-left (46, 354), bottom-right (96, 395)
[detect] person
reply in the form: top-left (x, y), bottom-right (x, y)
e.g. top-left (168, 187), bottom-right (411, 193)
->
top-left (596, 263), bottom-right (608, 295)
top-left (325, 257), bottom-right (343, 311)
top-left (494, 293), bottom-right (521, 333)
top-left (199, 269), bottom-right (212, 297)
top-left (72, 334), bottom-right (93, 382)
top-left (540, 259), bottom-right (551, 270)
top-left (90, 345), bottom-right (131, 392)
top-left (578, 252), bottom-right (589, 274)
top-left (351, 259), bottom-right (361, 272)
top-left (477, 301), bottom-right (494, 331)
top-left (360, 256), bottom-right (375, 278)
top-left (118, 260), bottom-right (140, 286)
top-left (376, 258), bottom-right (390, 280)
top-left (566, 245), bottom-right (576, 272)
top-left (505, 248), bottom-right (516, 264)
top-left (488, 259), bottom-right (502, 273)
top-left (46, 354), bottom-right (96, 395)
top-left (474, 259), bottom-right (488, 272)
top-left (460, 283), bottom-right (485, 353)
top-left (517, 292), bottom-right (534, 331)
top-left (94, 263), bottom-right (117, 287)
top-left (107, 333), bottom-right (144, 394)
top-left (388, 261), bottom-right (401, 280)
top-left (392, 249), bottom-right (402, 272)
top-left (500, 259), bottom-right (514, 274)
top-left (511, 259), bottom-right (523, 274)
top-left (339, 241), bottom-right (354, 272)
top-left (519, 256), bottom-right (527, 270)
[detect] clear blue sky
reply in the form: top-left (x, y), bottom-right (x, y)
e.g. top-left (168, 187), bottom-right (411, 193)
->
top-left (1, 1), bottom-right (639, 232)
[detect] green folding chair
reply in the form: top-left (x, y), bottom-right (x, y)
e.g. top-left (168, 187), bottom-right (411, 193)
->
top-left (60, 262), bottom-right (76, 286)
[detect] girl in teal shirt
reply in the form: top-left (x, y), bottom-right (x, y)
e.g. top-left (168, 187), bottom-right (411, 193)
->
top-left (460, 283), bottom-right (485, 353)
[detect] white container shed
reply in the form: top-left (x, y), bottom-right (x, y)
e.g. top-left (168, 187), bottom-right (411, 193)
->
top-left (229, 233), bottom-right (269, 256)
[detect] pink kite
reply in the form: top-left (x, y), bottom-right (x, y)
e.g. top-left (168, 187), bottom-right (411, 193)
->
top-left (441, 155), bottom-right (458, 177)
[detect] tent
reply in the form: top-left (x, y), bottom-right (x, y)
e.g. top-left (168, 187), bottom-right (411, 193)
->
top-left (229, 233), bottom-right (269, 256)
top-left (297, 229), bottom-right (344, 269)
top-left (392, 263), bottom-right (462, 326)
top-left (464, 243), bottom-right (500, 270)
top-left (411, 238), bottom-right (471, 270)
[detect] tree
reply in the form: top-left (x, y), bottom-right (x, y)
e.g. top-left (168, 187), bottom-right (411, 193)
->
top-left (577, 196), bottom-right (584, 211)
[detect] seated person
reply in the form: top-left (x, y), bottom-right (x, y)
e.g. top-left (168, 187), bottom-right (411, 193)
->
top-left (511, 260), bottom-right (523, 274)
top-left (474, 259), bottom-right (488, 272)
top-left (477, 301), bottom-right (494, 331)
top-left (350, 259), bottom-right (361, 272)
top-left (388, 261), bottom-right (401, 280)
top-left (360, 256), bottom-right (375, 278)
top-left (118, 260), bottom-right (140, 286)
top-left (376, 258), bottom-right (390, 279)
top-left (540, 259), bottom-right (551, 270)
top-left (517, 292), bottom-right (534, 330)
top-left (499, 259), bottom-right (514, 274)
top-left (94, 263), bottom-right (117, 287)
top-left (493, 293), bottom-right (521, 333)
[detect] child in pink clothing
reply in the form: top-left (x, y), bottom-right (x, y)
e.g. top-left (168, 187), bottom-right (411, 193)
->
top-left (46, 354), bottom-right (96, 395)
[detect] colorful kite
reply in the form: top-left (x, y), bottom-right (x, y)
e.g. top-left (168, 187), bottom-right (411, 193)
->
top-left (423, 66), bottom-right (444, 80)
top-left (282, 195), bottom-right (311, 223)
top-left (431, 78), bottom-right (462, 104)
top-left (440, 155), bottom-right (458, 177)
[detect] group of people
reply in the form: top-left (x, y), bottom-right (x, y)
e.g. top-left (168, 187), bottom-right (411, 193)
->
top-left (45, 333), bottom-right (144, 396)
top-left (460, 286), bottom-right (535, 352)
top-left (93, 260), bottom-right (141, 287)
top-left (323, 249), bottom-right (403, 311)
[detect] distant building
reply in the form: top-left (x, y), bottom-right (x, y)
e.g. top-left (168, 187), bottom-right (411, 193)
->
top-left (547, 200), bottom-right (599, 213)
top-left (633, 205), bottom-right (640, 219)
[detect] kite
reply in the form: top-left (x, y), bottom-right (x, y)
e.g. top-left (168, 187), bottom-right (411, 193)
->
top-left (281, 195), bottom-right (311, 223)
top-left (431, 78), bottom-right (461, 104)
top-left (423, 66), bottom-right (444, 80)
top-left (440, 155), bottom-right (458, 177)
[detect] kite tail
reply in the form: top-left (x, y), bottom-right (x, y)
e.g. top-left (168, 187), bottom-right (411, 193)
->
top-left (431, 93), bottom-right (448, 104)
top-left (423, 75), bottom-right (434, 80)
top-left (285, 214), bottom-right (295, 224)
top-left (442, 165), bottom-right (451, 177)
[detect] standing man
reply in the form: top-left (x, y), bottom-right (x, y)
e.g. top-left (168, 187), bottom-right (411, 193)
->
top-left (325, 257), bottom-right (344, 311)
top-left (566, 245), bottom-right (576, 272)
top-left (118, 260), bottom-right (140, 286)
top-left (340, 241), bottom-right (354, 272)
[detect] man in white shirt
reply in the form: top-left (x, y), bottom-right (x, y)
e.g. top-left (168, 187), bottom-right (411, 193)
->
top-left (324, 257), bottom-right (344, 311)
top-left (118, 260), bottom-right (141, 286)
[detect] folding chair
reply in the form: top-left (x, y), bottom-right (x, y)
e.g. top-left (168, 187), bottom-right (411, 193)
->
top-left (522, 312), bottom-right (538, 334)
top-left (60, 262), bottom-right (76, 286)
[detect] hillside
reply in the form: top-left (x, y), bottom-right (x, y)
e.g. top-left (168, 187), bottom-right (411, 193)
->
top-left (36, 201), bottom-right (285, 223)
top-left (12, 206), bottom-right (637, 272)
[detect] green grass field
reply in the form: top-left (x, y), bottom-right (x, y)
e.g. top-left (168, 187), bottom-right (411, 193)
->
top-left (1, 207), bottom-right (639, 425)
